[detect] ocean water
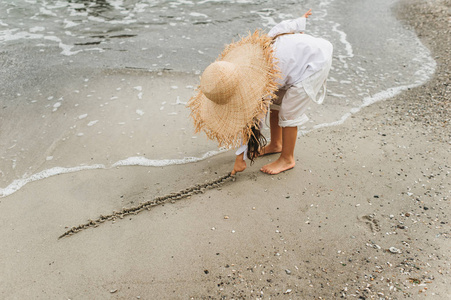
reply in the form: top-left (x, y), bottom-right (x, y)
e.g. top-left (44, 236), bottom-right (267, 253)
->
top-left (0, 0), bottom-right (435, 197)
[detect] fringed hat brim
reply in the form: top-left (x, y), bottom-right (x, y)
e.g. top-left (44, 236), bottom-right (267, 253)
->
top-left (187, 30), bottom-right (281, 148)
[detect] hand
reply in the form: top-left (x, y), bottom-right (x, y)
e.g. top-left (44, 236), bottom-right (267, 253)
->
top-left (303, 9), bottom-right (312, 18)
top-left (231, 153), bottom-right (246, 175)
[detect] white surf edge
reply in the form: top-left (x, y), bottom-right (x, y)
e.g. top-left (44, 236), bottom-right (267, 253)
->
top-left (0, 149), bottom-right (227, 198)
top-left (0, 164), bottom-right (106, 198)
top-left (0, 53), bottom-right (435, 199)
top-left (301, 35), bottom-right (437, 134)
top-left (0, 23), bottom-right (436, 199)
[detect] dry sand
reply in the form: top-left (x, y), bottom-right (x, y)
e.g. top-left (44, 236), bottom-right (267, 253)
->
top-left (1, 0), bottom-right (450, 299)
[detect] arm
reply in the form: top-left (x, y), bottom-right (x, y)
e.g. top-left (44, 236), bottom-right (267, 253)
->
top-left (267, 9), bottom-right (312, 37)
top-left (231, 88), bottom-right (286, 175)
top-left (275, 88), bottom-right (287, 100)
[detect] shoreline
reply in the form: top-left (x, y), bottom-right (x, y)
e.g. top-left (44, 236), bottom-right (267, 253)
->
top-left (0, 0), bottom-right (438, 197)
top-left (1, 0), bottom-right (450, 299)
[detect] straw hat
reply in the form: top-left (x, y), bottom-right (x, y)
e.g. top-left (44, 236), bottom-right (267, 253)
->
top-left (187, 30), bottom-right (280, 148)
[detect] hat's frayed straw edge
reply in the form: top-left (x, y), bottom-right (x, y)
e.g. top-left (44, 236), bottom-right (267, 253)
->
top-left (187, 30), bottom-right (281, 149)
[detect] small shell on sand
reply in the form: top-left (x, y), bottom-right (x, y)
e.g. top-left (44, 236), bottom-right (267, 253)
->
top-left (388, 247), bottom-right (402, 254)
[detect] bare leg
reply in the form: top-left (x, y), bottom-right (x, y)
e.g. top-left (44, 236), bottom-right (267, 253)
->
top-left (260, 109), bottom-right (282, 155)
top-left (261, 126), bottom-right (297, 175)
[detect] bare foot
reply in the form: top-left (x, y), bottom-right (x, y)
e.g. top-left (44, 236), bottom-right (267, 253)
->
top-left (260, 157), bottom-right (295, 175)
top-left (259, 142), bottom-right (282, 156)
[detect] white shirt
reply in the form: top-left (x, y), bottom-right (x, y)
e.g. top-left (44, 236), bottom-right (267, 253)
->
top-left (236, 17), bottom-right (333, 158)
top-left (268, 17), bottom-right (333, 88)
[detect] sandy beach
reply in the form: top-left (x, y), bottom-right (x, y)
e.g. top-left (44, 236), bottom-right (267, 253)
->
top-left (1, 0), bottom-right (450, 299)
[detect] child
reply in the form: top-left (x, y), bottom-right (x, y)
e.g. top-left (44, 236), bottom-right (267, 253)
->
top-left (188, 9), bottom-right (333, 175)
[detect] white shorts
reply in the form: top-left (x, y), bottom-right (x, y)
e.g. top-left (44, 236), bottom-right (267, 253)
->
top-left (270, 83), bottom-right (311, 127)
top-left (270, 58), bottom-right (332, 127)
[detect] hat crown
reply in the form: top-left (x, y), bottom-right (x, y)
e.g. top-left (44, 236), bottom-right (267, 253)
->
top-left (200, 61), bottom-right (239, 105)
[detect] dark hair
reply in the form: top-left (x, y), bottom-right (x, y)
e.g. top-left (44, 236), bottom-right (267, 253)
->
top-left (247, 125), bottom-right (267, 164)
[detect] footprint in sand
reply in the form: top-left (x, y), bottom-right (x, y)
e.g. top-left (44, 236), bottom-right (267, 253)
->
top-left (358, 214), bottom-right (381, 233)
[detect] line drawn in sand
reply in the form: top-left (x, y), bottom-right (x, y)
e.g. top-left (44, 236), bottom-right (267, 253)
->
top-left (59, 172), bottom-right (235, 239)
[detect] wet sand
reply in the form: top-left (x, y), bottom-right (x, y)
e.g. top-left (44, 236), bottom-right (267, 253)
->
top-left (1, 0), bottom-right (450, 298)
